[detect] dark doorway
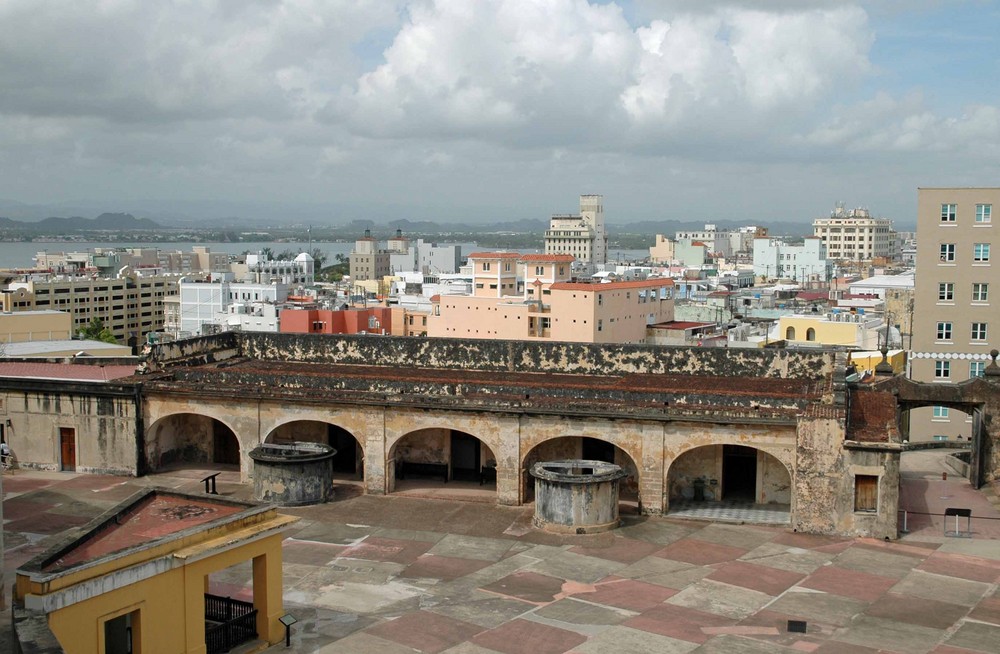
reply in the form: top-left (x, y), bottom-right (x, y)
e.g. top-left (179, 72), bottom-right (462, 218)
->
top-left (212, 422), bottom-right (240, 465)
top-left (582, 437), bottom-right (615, 463)
top-left (104, 610), bottom-right (137, 654)
top-left (60, 427), bottom-right (76, 472)
top-left (722, 445), bottom-right (757, 501)
top-left (450, 431), bottom-right (480, 482)
top-left (328, 425), bottom-right (360, 476)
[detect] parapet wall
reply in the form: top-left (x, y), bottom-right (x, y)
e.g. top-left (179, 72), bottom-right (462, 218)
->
top-left (222, 333), bottom-right (835, 380)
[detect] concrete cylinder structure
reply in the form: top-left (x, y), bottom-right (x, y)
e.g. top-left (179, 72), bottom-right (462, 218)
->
top-left (249, 441), bottom-right (337, 506)
top-left (530, 459), bottom-right (627, 534)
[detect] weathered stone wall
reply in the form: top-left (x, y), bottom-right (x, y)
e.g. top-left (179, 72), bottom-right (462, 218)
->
top-left (1, 385), bottom-right (138, 475)
top-left (234, 333), bottom-right (835, 379)
top-left (668, 445), bottom-right (722, 501)
top-left (793, 410), bottom-right (900, 539)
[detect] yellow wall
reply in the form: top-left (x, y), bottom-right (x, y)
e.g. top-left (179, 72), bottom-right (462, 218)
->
top-left (779, 315), bottom-right (861, 348)
top-left (42, 532), bottom-right (285, 654)
top-left (0, 311), bottom-right (72, 342)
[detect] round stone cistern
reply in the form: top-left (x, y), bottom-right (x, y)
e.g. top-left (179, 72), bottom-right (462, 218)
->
top-left (530, 459), bottom-right (628, 534)
top-left (249, 441), bottom-right (337, 506)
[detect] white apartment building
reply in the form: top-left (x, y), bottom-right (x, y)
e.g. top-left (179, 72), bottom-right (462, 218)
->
top-left (172, 275), bottom-right (290, 337)
top-left (544, 194), bottom-right (607, 272)
top-left (753, 237), bottom-right (832, 282)
top-left (813, 205), bottom-right (897, 262)
top-left (909, 188), bottom-right (999, 441)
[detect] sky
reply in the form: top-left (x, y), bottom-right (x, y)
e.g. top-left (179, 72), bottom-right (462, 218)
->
top-left (1, 0), bottom-right (998, 226)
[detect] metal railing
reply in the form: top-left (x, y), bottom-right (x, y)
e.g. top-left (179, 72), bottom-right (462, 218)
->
top-left (205, 594), bottom-right (258, 654)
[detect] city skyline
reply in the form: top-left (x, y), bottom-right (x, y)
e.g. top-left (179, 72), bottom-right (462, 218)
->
top-left (1, 1), bottom-right (998, 224)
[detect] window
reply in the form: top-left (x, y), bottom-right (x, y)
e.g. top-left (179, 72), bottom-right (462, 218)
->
top-left (597, 294), bottom-right (603, 306)
top-left (938, 283), bottom-right (954, 301)
top-left (785, 326), bottom-right (796, 340)
top-left (935, 360), bottom-right (950, 378)
top-left (976, 204), bottom-right (992, 223)
top-left (482, 262), bottom-right (491, 271)
top-left (806, 328), bottom-right (816, 341)
top-left (971, 322), bottom-right (988, 340)
top-left (854, 475), bottom-right (878, 512)
top-left (936, 322), bottom-right (952, 340)
top-left (941, 203), bottom-right (957, 222)
top-left (597, 319), bottom-right (603, 332)
top-left (940, 243), bottom-right (955, 262)
top-left (534, 266), bottom-right (544, 275)
top-left (971, 361), bottom-right (986, 378)
top-left (973, 283), bottom-right (989, 302)
top-left (504, 262), bottom-right (512, 272)
top-left (933, 406), bottom-right (950, 419)
top-left (974, 243), bottom-right (991, 262)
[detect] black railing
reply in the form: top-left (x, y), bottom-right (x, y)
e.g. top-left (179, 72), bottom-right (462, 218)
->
top-left (205, 594), bottom-right (258, 654)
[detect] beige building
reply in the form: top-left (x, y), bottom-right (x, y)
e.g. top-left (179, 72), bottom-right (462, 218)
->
top-left (0, 310), bottom-right (72, 343)
top-left (349, 230), bottom-right (392, 281)
top-left (428, 267), bottom-right (674, 344)
top-left (0, 272), bottom-right (177, 348)
top-left (649, 235), bottom-right (676, 264)
top-left (544, 194), bottom-right (607, 272)
top-left (813, 205), bottom-right (896, 263)
top-left (910, 188), bottom-right (999, 441)
top-left (469, 252), bottom-right (520, 298)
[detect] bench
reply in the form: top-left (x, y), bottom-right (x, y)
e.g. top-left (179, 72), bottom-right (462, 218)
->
top-left (201, 472), bottom-right (221, 495)
top-left (397, 461), bottom-right (449, 483)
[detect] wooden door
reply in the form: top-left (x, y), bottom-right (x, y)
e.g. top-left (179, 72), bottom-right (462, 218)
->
top-left (60, 428), bottom-right (76, 471)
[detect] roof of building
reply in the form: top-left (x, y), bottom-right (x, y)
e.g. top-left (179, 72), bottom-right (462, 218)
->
top-left (549, 278), bottom-right (675, 291)
top-left (1, 340), bottom-right (130, 357)
top-left (0, 309), bottom-right (68, 317)
top-left (796, 291), bottom-right (829, 302)
top-left (467, 252), bottom-right (522, 260)
top-left (518, 254), bottom-right (575, 263)
top-left (0, 361), bottom-right (136, 382)
top-left (649, 321), bottom-right (716, 331)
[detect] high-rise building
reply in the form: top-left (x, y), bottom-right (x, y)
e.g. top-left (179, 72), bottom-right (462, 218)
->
top-left (349, 229), bottom-right (391, 281)
top-left (813, 205), bottom-right (897, 263)
top-left (544, 194), bottom-right (607, 272)
top-left (909, 188), bottom-right (999, 441)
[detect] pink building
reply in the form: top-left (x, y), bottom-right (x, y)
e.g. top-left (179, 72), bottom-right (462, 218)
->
top-left (280, 307), bottom-right (393, 335)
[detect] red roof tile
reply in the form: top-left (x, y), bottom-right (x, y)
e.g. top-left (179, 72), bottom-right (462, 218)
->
top-left (0, 362), bottom-right (136, 382)
top-left (519, 254), bottom-right (575, 262)
top-left (549, 279), bottom-right (675, 291)
top-left (467, 252), bottom-right (522, 260)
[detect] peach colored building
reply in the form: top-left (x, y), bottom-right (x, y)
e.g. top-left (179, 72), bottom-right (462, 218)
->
top-left (428, 252), bottom-right (674, 344)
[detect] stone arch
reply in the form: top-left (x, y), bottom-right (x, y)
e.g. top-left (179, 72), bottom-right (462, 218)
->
top-left (263, 419), bottom-right (365, 479)
top-left (387, 426), bottom-right (498, 492)
top-left (520, 435), bottom-right (642, 506)
top-left (145, 411), bottom-right (243, 474)
top-left (806, 327), bottom-right (816, 342)
top-left (786, 326), bottom-right (796, 340)
top-left (666, 444), bottom-right (792, 506)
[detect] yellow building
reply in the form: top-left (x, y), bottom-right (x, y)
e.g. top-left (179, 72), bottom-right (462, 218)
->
top-left (14, 489), bottom-right (297, 654)
top-left (777, 311), bottom-right (883, 350)
top-left (0, 309), bottom-right (72, 343)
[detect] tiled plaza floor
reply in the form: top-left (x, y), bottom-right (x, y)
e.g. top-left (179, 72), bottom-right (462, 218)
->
top-left (2, 458), bottom-right (999, 654)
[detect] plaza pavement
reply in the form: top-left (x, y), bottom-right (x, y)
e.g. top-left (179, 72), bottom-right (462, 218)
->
top-left (1, 452), bottom-right (999, 654)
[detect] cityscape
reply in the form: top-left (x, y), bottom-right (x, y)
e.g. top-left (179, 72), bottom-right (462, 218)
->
top-left (1, 2), bottom-right (999, 654)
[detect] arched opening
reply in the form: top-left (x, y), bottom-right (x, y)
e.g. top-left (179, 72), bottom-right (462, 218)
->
top-left (806, 327), bottom-right (816, 342)
top-left (785, 326), bottom-right (796, 340)
top-left (521, 437), bottom-right (640, 512)
top-left (265, 420), bottom-right (364, 481)
top-left (145, 413), bottom-right (241, 473)
top-left (388, 428), bottom-right (497, 498)
top-left (667, 445), bottom-right (790, 523)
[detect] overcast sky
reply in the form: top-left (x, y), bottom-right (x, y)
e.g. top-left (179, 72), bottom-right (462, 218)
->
top-left (1, 0), bottom-right (998, 226)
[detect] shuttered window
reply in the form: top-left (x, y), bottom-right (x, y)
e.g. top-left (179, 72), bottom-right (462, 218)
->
top-left (854, 475), bottom-right (878, 513)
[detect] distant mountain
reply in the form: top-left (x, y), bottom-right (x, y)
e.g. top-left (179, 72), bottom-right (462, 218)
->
top-left (0, 212), bottom-right (161, 232)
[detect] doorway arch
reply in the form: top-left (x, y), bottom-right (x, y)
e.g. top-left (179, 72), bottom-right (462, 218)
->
top-left (667, 444), bottom-right (791, 505)
top-left (387, 427), bottom-right (497, 493)
top-left (145, 412), bottom-right (241, 473)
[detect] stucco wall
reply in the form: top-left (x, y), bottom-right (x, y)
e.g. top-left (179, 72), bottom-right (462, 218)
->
top-left (3, 388), bottom-right (137, 476)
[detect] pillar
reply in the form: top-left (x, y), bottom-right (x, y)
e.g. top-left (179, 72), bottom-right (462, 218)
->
top-left (252, 550), bottom-right (284, 645)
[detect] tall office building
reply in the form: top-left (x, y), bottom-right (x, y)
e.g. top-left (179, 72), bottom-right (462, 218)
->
top-left (813, 205), bottom-right (897, 263)
top-left (544, 194), bottom-right (607, 272)
top-left (909, 188), bottom-right (998, 441)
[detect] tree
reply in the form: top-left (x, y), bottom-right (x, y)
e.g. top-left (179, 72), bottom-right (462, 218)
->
top-left (79, 318), bottom-right (118, 344)
top-left (310, 247), bottom-right (328, 270)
